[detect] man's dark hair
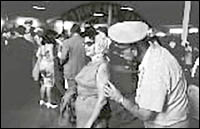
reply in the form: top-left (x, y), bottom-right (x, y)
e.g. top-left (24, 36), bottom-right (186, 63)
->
top-left (41, 29), bottom-right (57, 45)
top-left (24, 20), bottom-right (33, 25)
top-left (83, 26), bottom-right (98, 40)
top-left (96, 27), bottom-right (108, 36)
top-left (70, 24), bottom-right (81, 34)
top-left (15, 25), bottom-right (26, 35)
top-left (56, 30), bottom-right (69, 39)
top-left (142, 36), bottom-right (162, 46)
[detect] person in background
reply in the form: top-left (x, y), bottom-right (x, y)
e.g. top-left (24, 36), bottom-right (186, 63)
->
top-left (55, 32), bottom-right (68, 59)
top-left (2, 31), bottom-right (12, 46)
top-left (36, 32), bottom-right (57, 109)
top-left (187, 56), bottom-right (199, 121)
top-left (51, 31), bottom-right (66, 103)
top-left (58, 24), bottom-right (86, 127)
top-left (7, 26), bottom-right (36, 103)
top-left (60, 24), bottom-right (86, 90)
top-left (1, 28), bottom-right (17, 46)
top-left (165, 39), bottom-right (185, 67)
top-left (104, 21), bottom-right (189, 128)
top-left (32, 28), bottom-right (44, 70)
top-left (23, 20), bottom-right (35, 43)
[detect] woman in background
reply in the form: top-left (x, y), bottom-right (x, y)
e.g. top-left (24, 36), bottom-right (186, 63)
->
top-left (36, 31), bottom-right (58, 109)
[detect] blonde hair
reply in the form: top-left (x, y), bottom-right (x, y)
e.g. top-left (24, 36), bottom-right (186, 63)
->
top-left (95, 33), bottom-right (112, 54)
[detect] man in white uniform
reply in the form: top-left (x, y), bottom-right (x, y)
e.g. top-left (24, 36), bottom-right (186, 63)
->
top-left (104, 21), bottom-right (189, 128)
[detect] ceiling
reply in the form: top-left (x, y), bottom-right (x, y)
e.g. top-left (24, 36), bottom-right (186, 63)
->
top-left (1, 1), bottom-right (199, 27)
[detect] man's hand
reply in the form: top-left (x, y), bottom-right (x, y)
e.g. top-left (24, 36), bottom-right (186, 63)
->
top-left (104, 81), bottom-right (123, 103)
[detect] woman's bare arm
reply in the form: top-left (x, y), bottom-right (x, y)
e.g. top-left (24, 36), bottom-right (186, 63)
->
top-left (84, 63), bottom-right (110, 128)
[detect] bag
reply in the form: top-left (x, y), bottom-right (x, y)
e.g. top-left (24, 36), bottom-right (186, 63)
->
top-left (32, 58), bottom-right (41, 81)
top-left (58, 86), bottom-right (77, 127)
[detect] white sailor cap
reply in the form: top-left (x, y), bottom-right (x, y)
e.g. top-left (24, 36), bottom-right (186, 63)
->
top-left (108, 21), bottom-right (149, 44)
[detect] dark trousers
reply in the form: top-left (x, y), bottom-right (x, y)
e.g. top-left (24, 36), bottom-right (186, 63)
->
top-left (54, 58), bottom-right (66, 103)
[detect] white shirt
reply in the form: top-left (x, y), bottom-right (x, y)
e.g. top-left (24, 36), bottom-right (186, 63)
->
top-left (135, 43), bottom-right (188, 127)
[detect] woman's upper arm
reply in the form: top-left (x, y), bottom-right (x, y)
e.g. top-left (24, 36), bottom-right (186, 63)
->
top-left (96, 63), bottom-right (110, 98)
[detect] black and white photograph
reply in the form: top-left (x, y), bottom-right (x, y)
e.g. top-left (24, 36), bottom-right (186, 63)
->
top-left (1, 1), bottom-right (199, 128)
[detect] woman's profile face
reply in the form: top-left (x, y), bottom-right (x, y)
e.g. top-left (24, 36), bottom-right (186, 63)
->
top-left (84, 36), bottom-right (95, 57)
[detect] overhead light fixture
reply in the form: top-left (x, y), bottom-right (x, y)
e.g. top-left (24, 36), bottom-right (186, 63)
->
top-left (162, 24), bottom-right (193, 28)
top-left (169, 27), bottom-right (199, 34)
top-left (120, 6), bottom-right (134, 11)
top-left (32, 5), bottom-right (46, 10)
top-left (93, 13), bottom-right (104, 17)
top-left (189, 27), bottom-right (199, 33)
top-left (155, 32), bottom-right (167, 37)
top-left (169, 28), bottom-right (183, 34)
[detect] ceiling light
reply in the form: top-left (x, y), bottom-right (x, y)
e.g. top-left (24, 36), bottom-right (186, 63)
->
top-left (162, 24), bottom-right (193, 28)
top-left (93, 13), bottom-right (104, 17)
top-left (32, 5), bottom-right (46, 10)
top-left (155, 32), bottom-right (166, 37)
top-left (120, 6), bottom-right (134, 11)
top-left (169, 27), bottom-right (199, 34)
top-left (189, 27), bottom-right (199, 33)
top-left (169, 28), bottom-right (183, 34)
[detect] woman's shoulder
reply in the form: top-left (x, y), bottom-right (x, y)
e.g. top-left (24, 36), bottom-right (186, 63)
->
top-left (98, 61), bottom-right (110, 73)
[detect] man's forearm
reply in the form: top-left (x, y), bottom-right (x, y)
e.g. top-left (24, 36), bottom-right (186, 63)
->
top-left (119, 96), bottom-right (152, 121)
top-left (120, 96), bottom-right (139, 117)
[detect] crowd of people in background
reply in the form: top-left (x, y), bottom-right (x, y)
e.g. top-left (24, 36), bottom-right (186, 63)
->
top-left (1, 19), bottom-right (199, 128)
top-left (2, 20), bottom-right (113, 127)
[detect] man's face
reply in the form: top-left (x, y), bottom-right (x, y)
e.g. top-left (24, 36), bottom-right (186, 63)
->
top-left (115, 43), bottom-right (140, 63)
top-left (24, 24), bottom-right (31, 33)
top-left (121, 48), bottom-right (135, 61)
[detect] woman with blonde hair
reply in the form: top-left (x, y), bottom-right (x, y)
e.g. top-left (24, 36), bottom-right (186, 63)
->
top-left (75, 26), bottom-right (112, 128)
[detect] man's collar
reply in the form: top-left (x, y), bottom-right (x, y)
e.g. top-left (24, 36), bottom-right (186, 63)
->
top-left (139, 44), bottom-right (152, 69)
